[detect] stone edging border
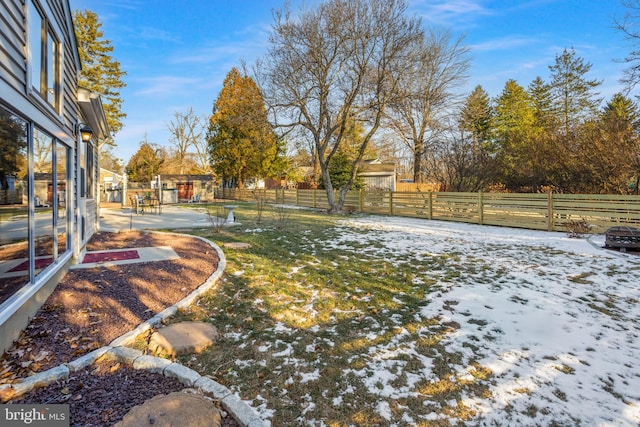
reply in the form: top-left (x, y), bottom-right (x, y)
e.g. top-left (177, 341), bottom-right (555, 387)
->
top-left (0, 230), bottom-right (267, 427)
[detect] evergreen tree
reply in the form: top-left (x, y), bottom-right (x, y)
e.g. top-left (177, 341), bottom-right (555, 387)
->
top-left (528, 76), bottom-right (555, 129)
top-left (526, 77), bottom-right (559, 191)
top-left (319, 151), bottom-right (365, 190)
top-left (207, 68), bottom-right (279, 188)
top-left (583, 93), bottom-right (640, 193)
top-left (440, 86), bottom-right (498, 191)
top-left (459, 85), bottom-right (494, 154)
top-left (548, 48), bottom-right (601, 136)
top-left (493, 79), bottom-right (538, 190)
top-left (73, 10), bottom-right (126, 148)
top-left (125, 139), bottom-right (165, 183)
top-left (544, 48), bottom-right (601, 190)
top-left (319, 117), bottom-right (369, 190)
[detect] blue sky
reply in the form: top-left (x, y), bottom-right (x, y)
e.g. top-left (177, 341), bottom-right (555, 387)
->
top-left (69, 0), bottom-right (633, 163)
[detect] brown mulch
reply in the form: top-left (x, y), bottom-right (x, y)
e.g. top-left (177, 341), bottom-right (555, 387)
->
top-left (11, 359), bottom-right (238, 427)
top-left (0, 230), bottom-right (239, 426)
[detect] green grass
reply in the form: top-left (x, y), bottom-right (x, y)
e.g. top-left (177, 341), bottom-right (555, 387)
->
top-left (145, 202), bottom-right (497, 425)
top-left (0, 207), bottom-right (28, 222)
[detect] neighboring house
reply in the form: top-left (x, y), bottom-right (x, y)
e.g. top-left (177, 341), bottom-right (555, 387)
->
top-left (273, 163), bottom-right (397, 191)
top-left (0, 0), bottom-right (109, 353)
top-left (358, 159), bottom-right (396, 191)
top-left (99, 167), bottom-right (124, 203)
top-left (125, 175), bottom-right (216, 204)
top-left (156, 174), bottom-right (216, 204)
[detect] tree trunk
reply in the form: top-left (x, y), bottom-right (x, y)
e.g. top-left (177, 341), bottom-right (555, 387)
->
top-left (413, 139), bottom-right (424, 183)
top-left (322, 166), bottom-right (339, 213)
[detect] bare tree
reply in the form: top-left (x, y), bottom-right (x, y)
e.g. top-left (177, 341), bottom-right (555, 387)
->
top-left (385, 29), bottom-right (470, 183)
top-left (258, 0), bottom-right (423, 213)
top-left (191, 114), bottom-right (212, 174)
top-left (615, 0), bottom-right (640, 91)
top-left (431, 125), bottom-right (497, 192)
top-left (33, 130), bottom-right (53, 173)
top-left (166, 107), bottom-right (206, 174)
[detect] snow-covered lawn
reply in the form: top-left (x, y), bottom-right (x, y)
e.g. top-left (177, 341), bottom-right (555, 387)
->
top-left (189, 213), bottom-right (640, 426)
top-left (338, 216), bottom-right (640, 426)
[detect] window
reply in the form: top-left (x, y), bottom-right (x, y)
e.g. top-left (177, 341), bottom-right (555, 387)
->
top-left (27, 1), bottom-right (60, 111)
top-left (27, 2), bottom-right (42, 92)
top-left (86, 142), bottom-right (95, 198)
top-left (0, 105), bottom-right (29, 305)
top-left (56, 143), bottom-right (69, 255)
top-left (0, 104), bottom-right (73, 307)
top-left (32, 127), bottom-right (55, 273)
top-left (46, 30), bottom-right (59, 106)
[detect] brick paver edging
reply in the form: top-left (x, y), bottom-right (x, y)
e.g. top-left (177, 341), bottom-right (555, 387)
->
top-left (0, 231), bottom-right (267, 427)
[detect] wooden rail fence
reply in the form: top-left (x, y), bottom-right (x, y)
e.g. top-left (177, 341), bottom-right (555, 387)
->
top-left (214, 188), bottom-right (640, 233)
top-left (0, 190), bottom-right (22, 205)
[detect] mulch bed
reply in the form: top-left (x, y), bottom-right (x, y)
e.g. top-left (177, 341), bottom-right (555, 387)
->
top-left (0, 230), bottom-right (239, 426)
top-left (10, 359), bottom-right (238, 427)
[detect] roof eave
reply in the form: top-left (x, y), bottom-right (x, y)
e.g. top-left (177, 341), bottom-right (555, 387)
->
top-left (77, 87), bottom-right (109, 140)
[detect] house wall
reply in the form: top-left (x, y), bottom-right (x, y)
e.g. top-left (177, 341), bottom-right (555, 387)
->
top-left (0, 1), bottom-right (26, 93)
top-left (362, 175), bottom-right (396, 191)
top-left (1, 0), bottom-right (79, 137)
top-left (98, 168), bottom-right (124, 202)
top-left (128, 175), bottom-right (216, 203)
top-left (0, 0), bottom-right (95, 355)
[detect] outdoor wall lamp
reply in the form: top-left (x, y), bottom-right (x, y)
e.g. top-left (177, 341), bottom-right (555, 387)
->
top-left (78, 123), bottom-right (93, 142)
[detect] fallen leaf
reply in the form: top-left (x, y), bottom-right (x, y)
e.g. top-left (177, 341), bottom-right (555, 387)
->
top-left (0, 386), bottom-right (17, 403)
top-left (31, 350), bottom-right (50, 362)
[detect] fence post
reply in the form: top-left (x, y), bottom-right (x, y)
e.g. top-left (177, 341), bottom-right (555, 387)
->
top-left (359, 189), bottom-right (363, 213)
top-left (478, 191), bottom-right (484, 225)
top-left (313, 190), bottom-right (317, 209)
top-left (547, 191), bottom-right (554, 231)
top-left (389, 190), bottom-right (393, 215)
top-left (428, 192), bottom-right (433, 220)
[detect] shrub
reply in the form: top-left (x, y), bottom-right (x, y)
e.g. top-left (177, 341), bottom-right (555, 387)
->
top-left (563, 217), bottom-right (591, 238)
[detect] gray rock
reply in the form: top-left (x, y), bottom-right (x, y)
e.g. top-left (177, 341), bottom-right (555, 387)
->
top-left (164, 363), bottom-right (201, 386)
top-left (132, 355), bottom-right (172, 373)
top-left (194, 376), bottom-right (232, 400)
top-left (221, 393), bottom-right (262, 427)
